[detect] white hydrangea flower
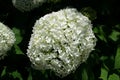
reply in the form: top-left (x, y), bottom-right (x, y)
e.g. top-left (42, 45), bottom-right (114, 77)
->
top-left (0, 23), bottom-right (16, 60)
top-left (27, 8), bottom-right (96, 77)
top-left (48, 0), bottom-right (61, 3)
top-left (12, 0), bottom-right (46, 11)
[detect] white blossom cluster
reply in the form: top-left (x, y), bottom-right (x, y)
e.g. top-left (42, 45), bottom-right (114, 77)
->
top-left (12, 0), bottom-right (46, 11)
top-left (27, 8), bottom-right (96, 77)
top-left (0, 23), bottom-right (16, 60)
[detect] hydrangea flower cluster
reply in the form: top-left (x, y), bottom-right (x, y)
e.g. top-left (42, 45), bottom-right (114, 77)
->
top-left (27, 8), bottom-right (96, 77)
top-left (12, 0), bottom-right (46, 11)
top-left (0, 23), bottom-right (16, 60)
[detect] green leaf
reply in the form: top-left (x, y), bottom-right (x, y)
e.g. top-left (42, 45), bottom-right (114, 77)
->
top-left (10, 71), bottom-right (23, 80)
top-left (1, 66), bottom-right (6, 77)
top-left (87, 67), bottom-right (95, 80)
top-left (27, 71), bottom-right (32, 80)
top-left (114, 47), bottom-right (120, 69)
top-left (93, 26), bottom-right (107, 42)
top-left (100, 56), bottom-right (108, 61)
top-left (108, 73), bottom-right (120, 80)
top-left (14, 44), bottom-right (23, 54)
top-left (99, 68), bottom-right (108, 80)
top-left (82, 68), bottom-right (88, 80)
top-left (12, 27), bottom-right (23, 54)
top-left (12, 27), bottom-right (23, 44)
top-left (109, 30), bottom-right (120, 41)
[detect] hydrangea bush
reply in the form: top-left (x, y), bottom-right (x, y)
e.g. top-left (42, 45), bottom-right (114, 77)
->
top-left (27, 8), bottom-right (96, 77)
top-left (0, 22), bottom-right (16, 60)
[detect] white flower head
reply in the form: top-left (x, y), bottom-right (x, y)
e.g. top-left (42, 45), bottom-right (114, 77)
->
top-left (0, 23), bottom-right (16, 60)
top-left (27, 8), bottom-right (96, 77)
top-left (12, 0), bottom-right (46, 11)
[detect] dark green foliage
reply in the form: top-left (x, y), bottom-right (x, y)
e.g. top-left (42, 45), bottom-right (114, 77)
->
top-left (0, 0), bottom-right (120, 80)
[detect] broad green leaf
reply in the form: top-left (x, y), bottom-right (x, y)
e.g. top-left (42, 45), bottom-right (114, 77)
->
top-left (114, 47), bottom-right (120, 69)
top-left (1, 66), bottom-right (6, 77)
top-left (12, 27), bottom-right (23, 44)
top-left (97, 26), bottom-right (107, 42)
top-left (82, 68), bottom-right (88, 80)
top-left (108, 73), bottom-right (120, 80)
top-left (87, 67), bottom-right (95, 80)
top-left (100, 56), bottom-right (108, 61)
top-left (109, 30), bottom-right (120, 41)
top-left (27, 71), bottom-right (32, 80)
top-left (10, 71), bottom-right (23, 80)
top-left (14, 44), bottom-right (23, 54)
top-left (99, 68), bottom-right (108, 80)
top-left (93, 26), bottom-right (107, 42)
top-left (12, 27), bottom-right (23, 54)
